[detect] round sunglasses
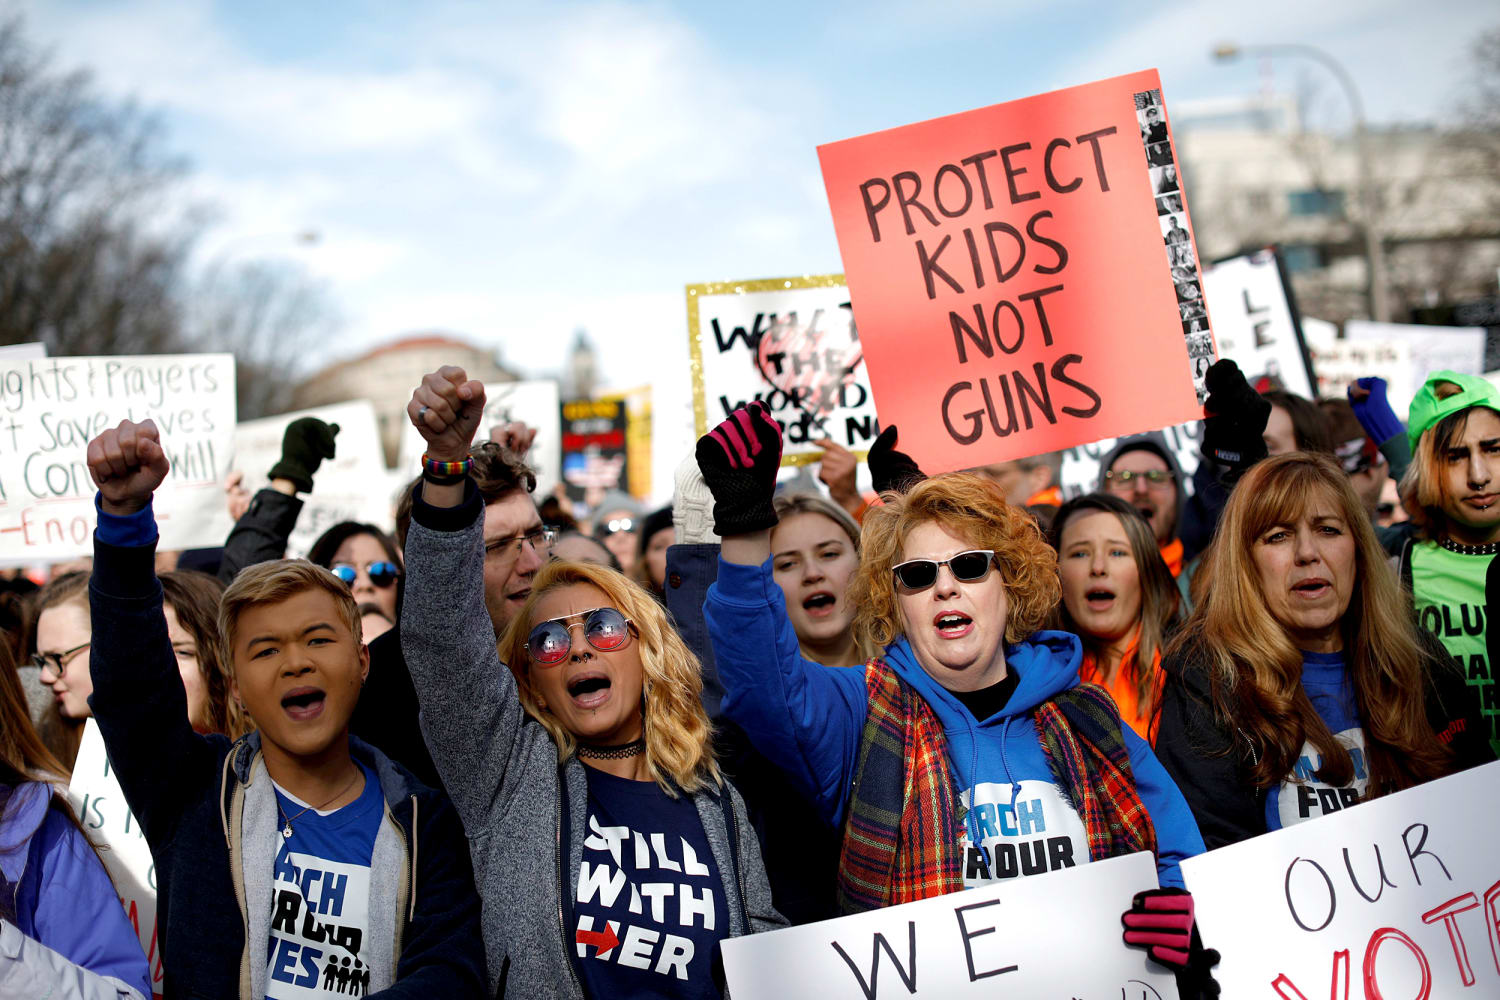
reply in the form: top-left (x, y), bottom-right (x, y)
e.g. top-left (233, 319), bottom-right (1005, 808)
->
top-left (525, 607), bottom-right (635, 666)
top-left (330, 560), bottom-right (401, 589)
top-left (890, 549), bottom-right (998, 591)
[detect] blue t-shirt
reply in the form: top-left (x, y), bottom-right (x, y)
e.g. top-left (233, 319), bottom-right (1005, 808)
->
top-left (266, 761), bottom-right (383, 999)
top-left (574, 768), bottom-right (728, 999)
top-left (1264, 651), bottom-right (1369, 832)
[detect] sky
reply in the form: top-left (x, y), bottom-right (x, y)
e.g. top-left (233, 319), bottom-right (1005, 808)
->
top-left (21, 0), bottom-right (1499, 404)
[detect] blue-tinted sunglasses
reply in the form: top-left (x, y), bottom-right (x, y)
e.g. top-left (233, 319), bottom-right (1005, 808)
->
top-left (331, 560), bottom-right (401, 589)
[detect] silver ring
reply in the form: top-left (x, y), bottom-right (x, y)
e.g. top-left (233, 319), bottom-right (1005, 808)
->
top-left (417, 405), bottom-right (429, 421)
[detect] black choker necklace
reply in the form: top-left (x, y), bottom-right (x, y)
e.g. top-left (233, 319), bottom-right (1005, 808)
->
top-left (1438, 537), bottom-right (1500, 556)
top-left (577, 738), bottom-right (646, 760)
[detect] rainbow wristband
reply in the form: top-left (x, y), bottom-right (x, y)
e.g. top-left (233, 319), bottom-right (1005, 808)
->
top-left (422, 453), bottom-right (472, 482)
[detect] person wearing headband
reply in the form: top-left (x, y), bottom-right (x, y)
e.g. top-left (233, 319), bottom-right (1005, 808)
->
top-left (400, 368), bottom-right (783, 999)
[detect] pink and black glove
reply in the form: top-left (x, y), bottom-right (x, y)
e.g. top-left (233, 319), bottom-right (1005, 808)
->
top-left (1122, 888), bottom-right (1221, 998)
top-left (867, 425), bottom-right (926, 496)
top-left (695, 403), bottom-right (783, 537)
top-left (1200, 359), bottom-right (1269, 470)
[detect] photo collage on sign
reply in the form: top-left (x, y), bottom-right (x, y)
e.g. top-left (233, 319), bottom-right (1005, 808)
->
top-left (1135, 87), bottom-right (1213, 398)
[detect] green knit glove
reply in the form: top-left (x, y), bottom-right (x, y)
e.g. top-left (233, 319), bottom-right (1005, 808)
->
top-left (268, 417), bottom-right (339, 493)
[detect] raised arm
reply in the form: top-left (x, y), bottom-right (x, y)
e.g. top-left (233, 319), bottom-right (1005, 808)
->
top-left (84, 420), bottom-right (219, 847)
top-left (217, 417), bottom-right (338, 583)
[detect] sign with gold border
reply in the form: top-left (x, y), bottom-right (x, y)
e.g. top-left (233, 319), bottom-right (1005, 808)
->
top-left (686, 275), bottom-right (880, 467)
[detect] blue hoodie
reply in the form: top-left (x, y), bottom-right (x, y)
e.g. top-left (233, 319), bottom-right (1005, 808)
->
top-left (704, 558), bottom-right (1204, 888)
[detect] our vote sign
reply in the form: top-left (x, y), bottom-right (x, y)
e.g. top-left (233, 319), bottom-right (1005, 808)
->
top-left (818, 70), bottom-right (1210, 475)
top-left (722, 851), bottom-right (1176, 999)
top-left (1181, 760), bottom-right (1500, 999)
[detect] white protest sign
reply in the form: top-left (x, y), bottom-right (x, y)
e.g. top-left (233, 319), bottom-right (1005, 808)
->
top-left (233, 401), bottom-right (392, 558)
top-left (0, 355), bottom-right (236, 562)
top-left (0, 343), bottom-right (47, 360)
top-left (1181, 760), bottom-right (1500, 1000)
top-left (687, 276), bottom-right (880, 467)
top-left (1201, 250), bottom-right (1316, 399)
top-left (1302, 328), bottom-right (1418, 416)
top-left (1346, 320), bottom-right (1486, 383)
top-left (398, 378), bottom-right (562, 498)
top-left (1059, 421), bottom-right (1202, 501)
top-left (67, 720), bottom-right (164, 998)
top-left (722, 851), bottom-right (1176, 999)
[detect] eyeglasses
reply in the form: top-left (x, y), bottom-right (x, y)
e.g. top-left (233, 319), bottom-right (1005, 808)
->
top-left (891, 550), bottom-right (998, 592)
top-left (33, 641), bottom-right (91, 677)
top-left (599, 517), bottom-right (635, 536)
top-left (485, 525), bottom-right (558, 560)
top-left (331, 561), bottom-right (402, 589)
top-left (525, 607), bottom-right (636, 665)
top-left (1103, 469), bottom-right (1174, 490)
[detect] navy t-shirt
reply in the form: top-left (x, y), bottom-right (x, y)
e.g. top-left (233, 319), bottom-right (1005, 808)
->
top-left (573, 768), bottom-right (729, 999)
top-left (1264, 650), bottom-right (1370, 831)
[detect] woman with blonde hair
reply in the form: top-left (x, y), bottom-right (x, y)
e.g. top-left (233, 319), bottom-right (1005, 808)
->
top-left (401, 368), bottom-right (782, 999)
top-left (698, 405), bottom-right (1215, 991)
top-left (1154, 452), bottom-right (1491, 851)
top-left (1052, 494), bottom-right (1182, 742)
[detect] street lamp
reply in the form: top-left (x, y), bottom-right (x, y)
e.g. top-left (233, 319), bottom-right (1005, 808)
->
top-left (1213, 42), bottom-right (1390, 322)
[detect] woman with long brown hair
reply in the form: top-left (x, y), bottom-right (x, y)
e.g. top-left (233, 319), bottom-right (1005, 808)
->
top-left (0, 641), bottom-right (151, 998)
top-left (1154, 453), bottom-right (1492, 849)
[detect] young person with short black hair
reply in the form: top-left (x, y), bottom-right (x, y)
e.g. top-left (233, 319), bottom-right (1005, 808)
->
top-left (81, 418), bottom-right (485, 999)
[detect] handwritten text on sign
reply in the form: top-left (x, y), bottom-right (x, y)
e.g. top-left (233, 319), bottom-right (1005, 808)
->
top-left (67, 720), bottom-right (164, 997)
top-left (818, 70), bottom-right (1204, 474)
top-left (688, 276), bottom-right (880, 466)
top-left (721, 851), bottom-right (1176, 999)
top-left (1181, 760), bottom-right (1500, 999)
top-left (0, 354), bottom-right (236, 562)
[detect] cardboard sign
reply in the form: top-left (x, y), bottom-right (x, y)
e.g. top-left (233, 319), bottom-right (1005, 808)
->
top-left (722, 851), bottom-right (1176, 999)
top-left (1346, 320), bottom-right (1486, 383)
top-left (1181, 760), bottom-right (1500, 999)
top-left (561, 397), bottom-right (630, 503)
top-left (817, 70), bottom-right (1212, 475)
top-left (232, 401), bottom-right (393, 558)
top-left (67, 721), bottom-right (164, 998)
top-left (0, 354), bottom-right (236, 562)
top-left (687, 275), bottom-right (880, 466)
top-left (398, 378), bottom-right (562, 498)
top-left (1201, 249), bottom-right (1317, 399)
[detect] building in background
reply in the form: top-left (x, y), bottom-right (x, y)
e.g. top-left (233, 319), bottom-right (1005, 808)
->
top-left (562, 328), bottom-right (598, 401)
top-left (295, 333), bottom-right (518, 465)
top-left (1174, 94), bottom-right (1500, 328)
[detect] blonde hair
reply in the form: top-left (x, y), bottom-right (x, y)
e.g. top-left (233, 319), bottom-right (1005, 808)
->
top-left (1401, 381), bottom-right (1500, 540)
top-left (1170, 453), bottom-right (1451, 795)
top-left (498, 560), bottom-right (720, 796)
top-left (773, 493), bottom-right (861, 550)
top-left (851, 473), bottom-right (1060, 653)
top-left (219, 560), bottom-right (362, 667)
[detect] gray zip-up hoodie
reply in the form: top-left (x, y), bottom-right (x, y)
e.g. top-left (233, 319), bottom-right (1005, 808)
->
top-left (401, 485), bottom-right (784, 998)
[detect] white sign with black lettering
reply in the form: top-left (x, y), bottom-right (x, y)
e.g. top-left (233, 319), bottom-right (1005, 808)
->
top-left (398, 379), bottom-right (561, 498)
top-left (721, 851), bottom-right (1175, 999)
top-left (1200, 250), bottom-right (1315, 399)
top-left (1181, 760), bottom-right (1500, 999)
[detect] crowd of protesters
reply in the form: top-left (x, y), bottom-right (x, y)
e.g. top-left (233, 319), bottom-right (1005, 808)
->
top-left (0, 355), bottom-right (1492, 999)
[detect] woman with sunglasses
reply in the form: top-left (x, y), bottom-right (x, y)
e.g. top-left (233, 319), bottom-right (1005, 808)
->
top-left (306, 521), bottom-right (403, 641)
top-left (399, 367), bottom-right (782, 999)
top-left (698, 405), bottom-right (1216, 992)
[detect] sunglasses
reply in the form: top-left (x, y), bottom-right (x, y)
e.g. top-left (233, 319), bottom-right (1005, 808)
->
top-left (1103, 469), bottom-right (1173, 489)
top-left (525, 607), bottom-right (636, 666)
top-left (891, 550), bottom-right (998, 591)
top-left (331, 560), bottom-right (401, 589)
top-left (599, 517), bottom-right (635, 536)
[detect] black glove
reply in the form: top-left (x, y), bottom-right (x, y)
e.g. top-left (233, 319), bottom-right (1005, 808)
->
top-left (268, 417), bottom-right (340, 493)
top-left (867, 425), bottom-right (925, 495)
top-left (695, 403), bottom-right (783, 536)
top-left (1199, 360), bottom-right (1269, 470)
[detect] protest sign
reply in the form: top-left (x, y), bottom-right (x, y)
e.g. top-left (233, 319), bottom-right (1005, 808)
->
top-left (1201, 249), bottom-right (1316, 398)
top-left (398, 378), bottom-right (562, 497)
top-left (0, 354), bottom-right (236, 563)
top-left (1346, 320), bottom-right (1486, 384)
top-left (561, 397), bottom-right (631, 503)
top-left (67, 721), bottom-right (164, 998)
top-left (1181, 760), bottom-right (1500, 999)
top-left (722, 851), bottom-right (1176, 999)
top-left (232, 401), bottom-right (392, 558)
top-left (1059, 421), bottom-right (1201, 501)
top-left (0, 343), bottom-right (46, 361)
top-left (687, 275), bottom-right (880, 465)
top-left (1302, 327), bottom-right (1418, 415)
top-left (817, 69), bottom-right (1212, 475)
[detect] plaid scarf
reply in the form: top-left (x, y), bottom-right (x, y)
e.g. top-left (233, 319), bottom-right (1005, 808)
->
top-left (836, 661), bottom-right (1157, 914)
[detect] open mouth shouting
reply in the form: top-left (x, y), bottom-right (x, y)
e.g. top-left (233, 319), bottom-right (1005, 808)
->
top-left (933, 609), bottom-right (974, 639)
top-left (802, 591), bottom-right (837, 618)
top-left (1085, 587), bottom-right (1117, 612)
top-left (567, 671), bottom-right (612, 710)
top-left (1291, 577), bottom-right (1332, 600)
top-left (1135, 505), bottom-right (1156, 525)
top-left (281, 686), bottom-right (327, 722)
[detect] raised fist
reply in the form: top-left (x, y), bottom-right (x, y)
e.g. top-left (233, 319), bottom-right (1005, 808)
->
top-left (489, 420), bottom-right (537, 458)
top-left (408, 367), bottom-right (486, 462)
top-left (87, 419), bottom-right (171, 516)
top-left (269, 416), bottom-right (340, 493)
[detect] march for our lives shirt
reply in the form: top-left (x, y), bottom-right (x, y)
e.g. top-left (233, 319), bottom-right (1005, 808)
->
top-left (1411, 541), bottom-right (1498, 756)
top-left (958, 779), bottom-right (1090, 887)
top-left (574, 768), bottom-right (728, 1000)
top-left (1265, 651), bottom-right (1369, 832)
top-left (266, 761), bottom-right (383, 999)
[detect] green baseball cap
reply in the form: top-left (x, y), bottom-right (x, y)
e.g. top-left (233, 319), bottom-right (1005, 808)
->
top-left (1407, 370), bottom-right (1500, 452)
